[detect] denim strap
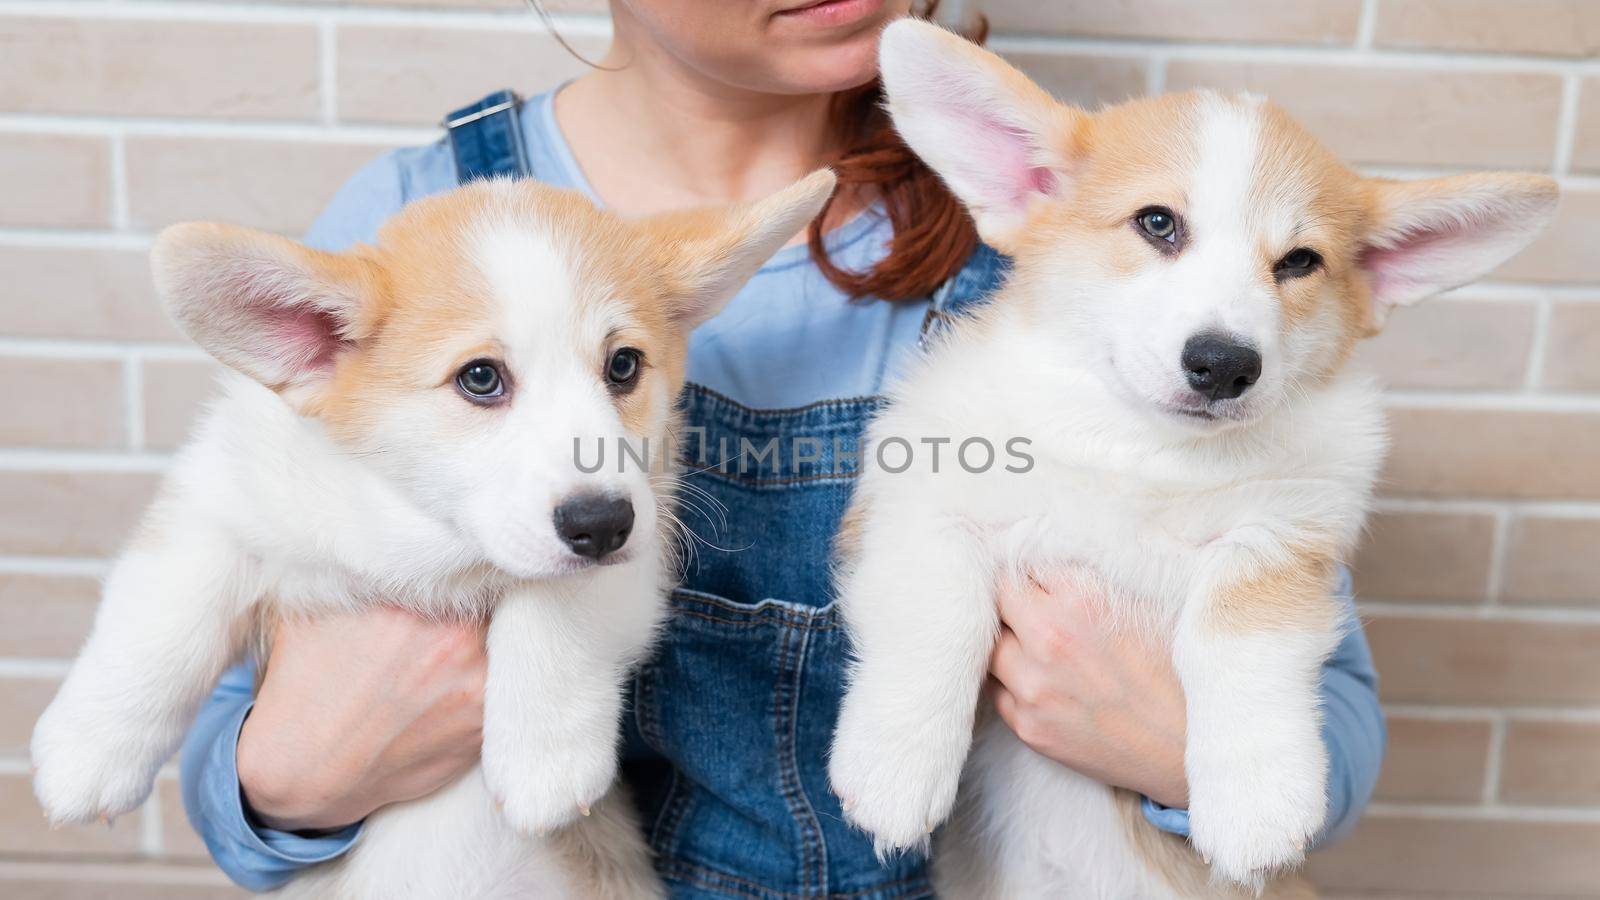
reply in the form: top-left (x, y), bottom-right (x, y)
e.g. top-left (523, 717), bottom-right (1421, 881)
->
top-left (919, 244), bottom-right (1013, 348)
top-left (444, 89), bottom-right (530, 183)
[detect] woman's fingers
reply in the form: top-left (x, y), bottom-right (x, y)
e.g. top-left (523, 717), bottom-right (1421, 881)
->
top-left (993, 571), bottom-right (1053, 638)
top-left (990, 677), bottom-right (1021, 730)
top-left (988, 625), bottom-right (1028, 691)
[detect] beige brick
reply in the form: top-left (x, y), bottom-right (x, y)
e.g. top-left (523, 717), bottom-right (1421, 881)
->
top-left (1375, 0), bottom-right (1600, 55)
top-left (0, 134), bottom-right (110, 229)
top-left (0, 773), bottom-right (140, 856)
top-left (0, 677), bottom-right (59, 756)
top-left (0, 17), bottom-right (318, 120)
top-left (0, 861), bottom-right (246, 899)
top-left (983, 0), bottom-right (1363, 44)
top-left (1500, 719), bottom-right (1600, 805)
top-left (1366, 615), bottom-right (1600, 706)
top-left (1308, 815), bottom-right (1600, 896)
top-left (143, 360), bottom-right (223, 452)
top-left (1355, 300), bottom-right (1534, 390)
top-left (1351, 511), bottom-right (1495, 603)
top-left (1541, 301), bottom-right (1600, 389)
top-left (232, 0), bottom-right (523, 5)
top-left (126, 138), bottom-right (392, 236)
top-left (0, 247), bottom-right (175, 343)
top-left (1502, 516), bottom-right (1600, 607)
top-left (211, 0), bottom-right (590, 6)
top-left (1374, 716), bottom-right (1492, 803)
top-left (0, 472), bottom-right (160, 557)
top-left (157, 778), bottom-right (207, 861)
top-left (336, 26), bottom-right (603, 125)
top-left (0, 574), bottom-right (98, 658)
top-left (206, 0), bottom-right (600, 6)
top-left (1382, 407), bottom-right (1600, 500)
top-left (1494, 190), bottom-right (1600, 285)
top-left (0, 357), bottom-right (124, 449)
top-left (1001, 53), bottom-right (1148, 108)
top-left (1573, 80), bottom-right (1600, 174)
top-left (1165, 61), bottom-right (1562, 169)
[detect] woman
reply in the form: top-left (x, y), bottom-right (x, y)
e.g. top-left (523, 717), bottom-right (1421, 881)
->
top-left (180, 2), bottom-right (1385, 897)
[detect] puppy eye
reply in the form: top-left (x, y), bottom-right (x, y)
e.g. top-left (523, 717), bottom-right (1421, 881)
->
top-left (455, 359), bottom-right (505, 402)
top-left (1274, 247), bottom-right (1323, 280)
top-left (1134, 207), bottom-right (1180, 248)
top-left (606, 348), bottom-right (642, 392)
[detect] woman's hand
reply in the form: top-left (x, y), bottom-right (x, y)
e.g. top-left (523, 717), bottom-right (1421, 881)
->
top-left (988, 569), bottom-right (1190, 809)
top-left (237, 607), bottom-right (487, 832)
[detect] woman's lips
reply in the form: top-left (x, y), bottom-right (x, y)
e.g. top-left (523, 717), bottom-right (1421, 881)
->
top-left (773, 0), bottom-right (884, 28)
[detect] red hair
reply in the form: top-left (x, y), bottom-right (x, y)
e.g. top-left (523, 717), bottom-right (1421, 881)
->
top-left (809, 5), bottom-right (988, 301)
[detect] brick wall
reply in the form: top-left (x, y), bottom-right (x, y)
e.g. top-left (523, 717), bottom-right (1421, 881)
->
top-left (0, 1), bottom-right (1595, 897)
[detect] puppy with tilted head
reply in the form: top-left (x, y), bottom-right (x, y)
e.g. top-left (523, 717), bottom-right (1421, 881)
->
top-left (29, 169), bottom-right (835, 899)
top-left (827, 19), bottom-right (1555, 899)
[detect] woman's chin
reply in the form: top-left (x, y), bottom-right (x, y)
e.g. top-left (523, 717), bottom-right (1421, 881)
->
top-left (756, 41), bottom-right (885, 95)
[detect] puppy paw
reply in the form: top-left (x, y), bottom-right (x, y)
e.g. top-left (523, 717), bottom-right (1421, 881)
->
top-left (828, 702), bottom-right (967, 859)
top-left (1187, 737), bottom-right (1326, 887)
top-left (483, 736), bottom-right (618, 836)
top-left (30, 699), bottom-right (157, 826)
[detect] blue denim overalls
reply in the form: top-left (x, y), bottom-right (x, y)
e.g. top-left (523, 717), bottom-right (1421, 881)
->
top-left (448, 92), bottom-right (1006, 899)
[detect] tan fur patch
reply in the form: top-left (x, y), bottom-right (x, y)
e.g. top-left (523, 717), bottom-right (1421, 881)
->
top-left (833, 494), bottom-right (869, 571)
top-left (1208, 546), bottom-right (1341, 635)
top-left (1248, 103), bottom-right (1372, 354)
top-left (1009, 92), bottom-right (1205, 280)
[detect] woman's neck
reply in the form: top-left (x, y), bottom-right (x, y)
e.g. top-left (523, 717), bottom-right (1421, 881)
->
top-left (553, 26), bottom-right (845, 219)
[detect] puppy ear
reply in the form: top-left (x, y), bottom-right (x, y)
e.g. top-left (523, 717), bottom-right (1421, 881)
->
top-left (640, 169), bottom-right (837, 327)
top-left (151, 222), bottom-right (378, 401)
top-left (1360, 173), bottom-right (1557, 327)
top-left (878, 18), bottom-right (1078, 250)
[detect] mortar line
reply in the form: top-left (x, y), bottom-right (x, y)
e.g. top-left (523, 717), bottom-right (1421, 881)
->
top-left (1484, 506), bottom-right (1513, 606)
top-left (0, 0), bottom-right (614, 33)
top-left (1145, 56), bottom-right (1168, 95)
top-left (1522, 295), bottom-right (1553, 391)
top-left (1554, 72), bottom-right (1582, 176)
top-left (1355, 0), bottom-right (1379, 50)
top-left (107, 130), bottom-right (130, 231)
top-left (1360, 600), bottom-right (1600, 623)
top-left (123, 355), bottom-right (145, 451)
top-left (318, 17), bottom-right (338, 126)
top-left (1482, 714), bottom-right (1507, 805)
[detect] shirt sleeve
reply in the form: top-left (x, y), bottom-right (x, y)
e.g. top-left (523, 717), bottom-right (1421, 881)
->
top-left (179, 663), bottom-right (362, 891)
top-left (301, 148), bottom-right (411, 252)
top-left (1140, 564), bottom-right (1386, 846)
top-left (176, 150), bottom-right (412, 890)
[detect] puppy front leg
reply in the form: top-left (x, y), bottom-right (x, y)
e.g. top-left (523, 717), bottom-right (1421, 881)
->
top-left (829, 513), bottom-right (996, 858)
top-left (482, 561), bottom-right (662, 836)
top-left (1174, 549), bottom-right (1343, 889)
top-left (32, 512), bottom-right (254, 825)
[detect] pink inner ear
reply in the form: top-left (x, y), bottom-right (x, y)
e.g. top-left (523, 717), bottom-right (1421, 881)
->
top-left (1356, 243), bottom-right (1415, 302)
top-left (226, 291), bottom-right (352, 383)
top-left (269, 305), bottom-right (351, 374)
top-left (1028, 165), bottom-right (1058, 195)
top-left (1358, 218), bottom-right (1474, 306)
top-left (977, 116), bottom-right (1056, 215)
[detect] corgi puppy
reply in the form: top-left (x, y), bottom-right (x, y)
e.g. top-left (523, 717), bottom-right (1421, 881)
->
top-left (30, 169), bottom-right (836, 899)
top-left (828, 20), bottom-right (1556, 900)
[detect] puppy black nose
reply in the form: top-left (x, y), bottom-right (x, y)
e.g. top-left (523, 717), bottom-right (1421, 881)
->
top-left (553, 493), bottom-right (634, 559)
top-left (1182, 334), bottom-right (1262, 401)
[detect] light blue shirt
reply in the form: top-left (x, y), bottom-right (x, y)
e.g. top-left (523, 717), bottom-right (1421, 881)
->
top-left (179, 90), bottom-right (1385, 890)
